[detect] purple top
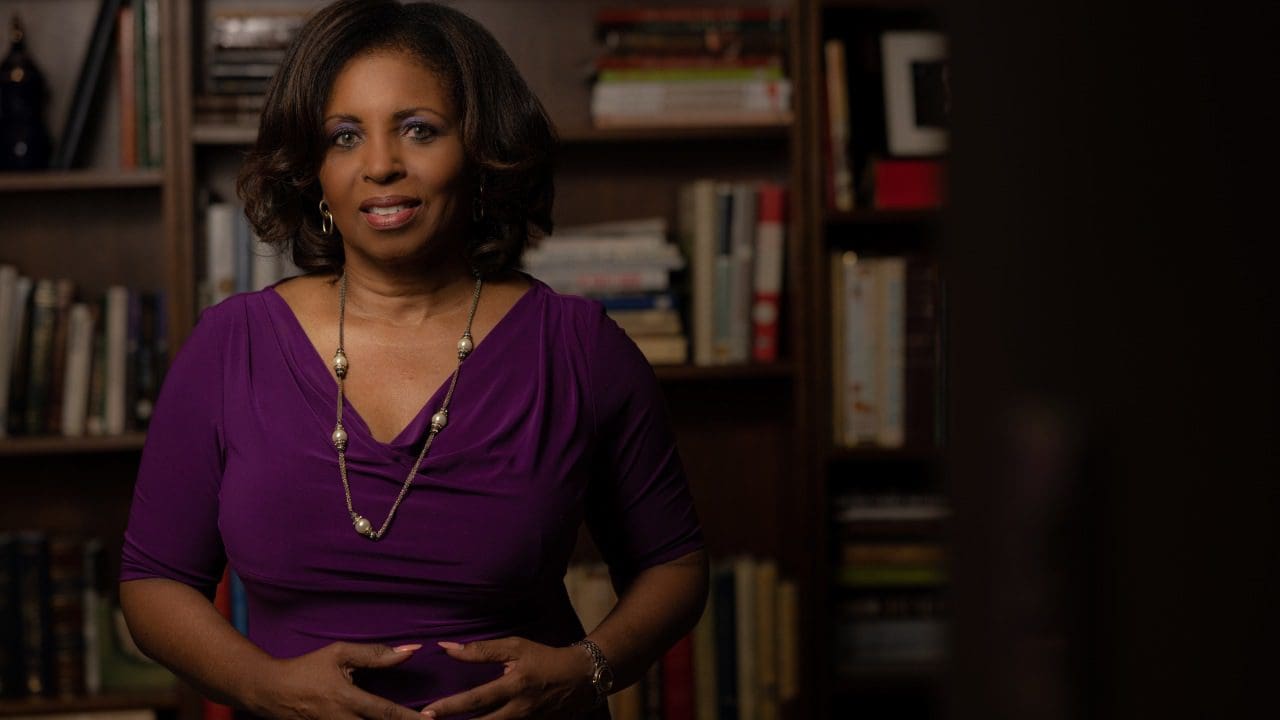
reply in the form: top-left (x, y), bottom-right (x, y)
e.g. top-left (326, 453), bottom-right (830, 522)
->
top-left (121, 277), bottom-right (702, 714)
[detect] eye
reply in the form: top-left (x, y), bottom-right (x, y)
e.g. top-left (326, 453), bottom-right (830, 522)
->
top-left (330, 127), bottom-right (360, 148)
top-left (403, 121), bottom-right (438, 142)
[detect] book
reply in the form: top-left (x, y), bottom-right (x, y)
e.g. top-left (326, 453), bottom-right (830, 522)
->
top-left (711, 564), bottom-right (738, 720)
top-left (728, 183), bottom-right (757, 365)
top-left (711, 184), bottom-right (734, 365)
top-left (60, 304), bottom-right (95, 437)
top-left (732, 557), bottom-right (756, 720)
top-left (103, 287), bottom-right (129, 436)
top-left (632, 334), bottom-right (689, 366)
top-left (661, 634), bottom-right (695, 720)
top-left (753, 560), bottom-right (779, 720)
top-left (15, 533), bottom-right (51, 696)
top-left (141, 0), bottom-right (162, 166)
top-left (678, 180), bottom-right (717, 366)
top-left (205, 202), bottom-right (237, 307)
top-left (691, 572), bottom-right (718, 720)
top-left (877, 258), bottom-right (907, 447)
top-left (0, 266), bottom-right (18, 437)
top-left (824, 39), bottom-right (854, 211)
top-left (51, 0), bottom-right (126, 169)
top-left (23, 280), bottom-right (57, 436)
top-left (751, 184), bottom-right (786, 363)
top-left (116, 4), bottom-right (136, 169)
top-left (46, 279), bottom-right (75, 434)
top-left (6, 277), bottom-right (34, 436)
top-left (0, 534), bottom-right (21, 697)
top-left (873, 158), bottom-right (945, 209)
top-left (775, 579), bottom-right (799, 703)
top-left (47, 538), bottom-right (86, 697)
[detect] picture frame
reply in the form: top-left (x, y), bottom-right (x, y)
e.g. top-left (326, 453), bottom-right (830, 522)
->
top-left (881, 31), bottom-right (949, 156)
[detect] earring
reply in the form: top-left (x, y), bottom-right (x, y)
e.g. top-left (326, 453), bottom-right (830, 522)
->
top-left (319, 199), bottom-right (334, 235)
top-left (472, 178), bottom-right (485, 223)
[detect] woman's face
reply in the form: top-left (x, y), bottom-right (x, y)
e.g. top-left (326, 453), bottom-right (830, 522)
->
top-left (318, 50), bottom-right (468, 268)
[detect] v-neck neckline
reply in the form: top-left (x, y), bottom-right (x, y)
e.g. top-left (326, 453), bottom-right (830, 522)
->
top-left (264, 275), bottom-right (541, 455)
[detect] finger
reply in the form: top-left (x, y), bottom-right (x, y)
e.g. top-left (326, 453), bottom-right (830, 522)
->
top-left (340, 641), bottom-right (422, 670)
top-left (437, 637), bottom-right (520, 664)
top-left (420, 675), bottom-right (514, 718)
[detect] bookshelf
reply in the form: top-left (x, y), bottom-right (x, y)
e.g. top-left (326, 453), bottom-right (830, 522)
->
top-left (801, 0), bottom-right (947, 718)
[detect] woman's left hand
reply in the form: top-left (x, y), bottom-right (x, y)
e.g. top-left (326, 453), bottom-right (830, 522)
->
top-left (421, 637), bottom-right (596, 718)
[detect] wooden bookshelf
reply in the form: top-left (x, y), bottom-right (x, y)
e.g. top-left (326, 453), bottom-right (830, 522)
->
top-left (0, 170), bottom-right (164, 192)
top-left (0, 433), bottom-right (147, 457)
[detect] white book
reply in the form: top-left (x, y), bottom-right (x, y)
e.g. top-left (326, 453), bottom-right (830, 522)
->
top-left (838, 254), bottom-right (881, 445)
top-left (525, 242), bottom-right (683, 266)
top-left (877, 258), bottom-right (907, 447)
top-left (104, 286), bottom-right (130, 435)
top-left (206, 202), bottom-right (237, 306)
top-left (0, 265), bottom-right (17, 436)
top-left (734, 556), bottom-right (759, 720)
top-left (60, 303), bottom-right (95, 437)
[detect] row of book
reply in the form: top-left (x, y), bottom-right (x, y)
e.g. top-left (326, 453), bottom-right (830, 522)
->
top-left (195, 8), bottom-right (306, 124)
top-left (0, 533), bottom-right (176, 702)
top-left (526, 218), bottom-right (690, 365)
top-left (204, 200), bottom-right (299, 309)
top-left (833, 493), bottom-right (947, 667)
top-left (677, 180), bottom-right (787, 366)
top-left (0, 266), bottom-right (166, 439)
top-left (590, 6), bottom-right (792, 128)
top-left (822, 32), bottom-right (948, 211)
top-left (568, 557), bottom-right (798, 720)
top-left (830, 253), bottom-right (941, 448)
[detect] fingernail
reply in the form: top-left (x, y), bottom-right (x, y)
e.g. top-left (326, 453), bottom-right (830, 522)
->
top-left (437, 641), bottom-right (463, 650)
top-left (393, 644), bottom-right (423, 653)
top-left (421, 711), bottom-right (435, 718)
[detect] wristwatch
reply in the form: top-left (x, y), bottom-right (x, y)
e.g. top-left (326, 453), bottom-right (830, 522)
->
top-left (572, 639), bottom-right (614, 708)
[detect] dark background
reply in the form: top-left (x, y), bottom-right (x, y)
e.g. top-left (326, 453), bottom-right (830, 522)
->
top-left (945, 0), bottom-right (1279, 716)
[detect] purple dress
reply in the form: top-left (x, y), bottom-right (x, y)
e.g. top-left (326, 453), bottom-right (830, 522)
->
top-left (120, 276), bottom-right (703, 715)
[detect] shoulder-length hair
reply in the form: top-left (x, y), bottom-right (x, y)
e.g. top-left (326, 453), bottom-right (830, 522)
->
top-left (237, 0), bottom-right (556, 278)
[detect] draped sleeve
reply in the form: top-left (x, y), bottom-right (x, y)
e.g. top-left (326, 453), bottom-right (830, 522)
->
top-left (120, 300), bottom-right (233, 599)
top-left (583, 307), bottom-right (704, 587)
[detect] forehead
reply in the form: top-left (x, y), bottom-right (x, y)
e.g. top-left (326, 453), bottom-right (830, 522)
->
top-left (324, 50), bottom-right (455, 117)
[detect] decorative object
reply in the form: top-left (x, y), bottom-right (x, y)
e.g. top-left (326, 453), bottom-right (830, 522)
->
top-left (0, 15), bottom-right (52, 170)
top-left (881, 31), bottom-right (949, 157)
top-left (332, 273), bottom-right (484, 540)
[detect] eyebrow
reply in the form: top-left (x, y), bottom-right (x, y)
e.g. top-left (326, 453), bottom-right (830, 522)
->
top-left (323, 107), bottom-right (449, 124)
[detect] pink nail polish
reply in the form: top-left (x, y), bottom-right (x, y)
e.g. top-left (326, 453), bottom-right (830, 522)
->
top-left (438, 641), bottom-right (463, 650)
top-left (394, 644), bottom-right (423, 653)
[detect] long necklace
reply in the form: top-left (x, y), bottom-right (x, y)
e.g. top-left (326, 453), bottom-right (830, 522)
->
top-left (330, 272), bottom-right (483, 540)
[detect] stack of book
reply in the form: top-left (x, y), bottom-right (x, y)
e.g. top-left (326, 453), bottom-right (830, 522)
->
top-left (833, 493), bottom-right (947, 668)
top-left (195, 9), bottom-right (307, 124)
top-left (590, 6), bottom-right (792, 128)
top-left (0, 266), bottom-right (166, 439)
top-left (566, 556), bottom-right (799, 720)
top-left (830, 253), bottom-right (941, 448)
top-left (203, 200), bottom-right (299, 310)
top-left (678, 180), bottom-right (787, 366)
top-left (524, 218), bottom-right (688, 365)
top-left (0, 533), bottom-right (175, 703)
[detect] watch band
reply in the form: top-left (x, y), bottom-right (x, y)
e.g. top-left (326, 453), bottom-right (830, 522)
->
top-left (572, 638), bottom-right (613, 708)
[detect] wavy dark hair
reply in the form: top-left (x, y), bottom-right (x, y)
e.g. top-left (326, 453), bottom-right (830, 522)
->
top-left (237, 0), bottom-right (556, 277)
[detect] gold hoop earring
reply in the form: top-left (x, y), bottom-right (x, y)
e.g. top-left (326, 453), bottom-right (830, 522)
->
top-left (319, 199), bottom-right (334, 236)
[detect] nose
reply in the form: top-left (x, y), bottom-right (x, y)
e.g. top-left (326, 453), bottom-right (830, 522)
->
top-left (362, 134), bottom-right (405, 184)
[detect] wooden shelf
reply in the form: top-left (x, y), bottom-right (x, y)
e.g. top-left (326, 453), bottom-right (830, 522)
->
top-left (191, 122), bottom-right (257, 146)
top-left (0, 170), bottom-right (164, 192)
top-left (825, 208), bottom-right (941, 226)
top-left (0, 688), bottom-right (179, 716)
top-left (0, 433), bottom-right (147, 457)
top-left (654, 362), bottom-right (793, 382)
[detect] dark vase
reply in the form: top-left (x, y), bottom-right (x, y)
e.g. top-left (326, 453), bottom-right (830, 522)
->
top-left (0, 15), bottom-right (53, 170)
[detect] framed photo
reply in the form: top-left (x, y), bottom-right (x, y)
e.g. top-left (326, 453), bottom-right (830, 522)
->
top-left (881, 31), bottom-right (949, 156)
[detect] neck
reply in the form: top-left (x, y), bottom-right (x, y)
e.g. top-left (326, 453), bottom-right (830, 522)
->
top-left (338, 257), bottom-right (478, 329)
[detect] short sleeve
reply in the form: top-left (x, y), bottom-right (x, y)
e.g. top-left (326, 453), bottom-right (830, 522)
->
top-left (120, 303), bottom-right (230, 599)
top-left (584, 308), bottom-right (704, 586)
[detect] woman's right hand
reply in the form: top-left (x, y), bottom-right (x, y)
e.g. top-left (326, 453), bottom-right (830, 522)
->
top-left (249, 642), bottom-right (426, 719)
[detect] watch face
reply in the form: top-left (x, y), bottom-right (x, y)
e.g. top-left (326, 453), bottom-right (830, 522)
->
top-left (594, 665), bottom-right (615, 693)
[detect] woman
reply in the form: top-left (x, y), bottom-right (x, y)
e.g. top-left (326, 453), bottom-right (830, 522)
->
top-left (119, 1), bottom-right (707, 718)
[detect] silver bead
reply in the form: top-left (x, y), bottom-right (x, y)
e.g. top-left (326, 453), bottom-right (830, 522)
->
top-left (430, 410), bottom-right (448, 432)
top-left (353, 515), bottom-right (373, 535)
top-left (333, 350), bottom-right (349, 378)
top-left (331, 425), bottom-right (348, 450)
top-left (457, 333), bottom-right (474, 359)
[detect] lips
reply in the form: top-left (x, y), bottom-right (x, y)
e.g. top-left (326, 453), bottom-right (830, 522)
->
top-left (358, 195), bottom-right (422, 230)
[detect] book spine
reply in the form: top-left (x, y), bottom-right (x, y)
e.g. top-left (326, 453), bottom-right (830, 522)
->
top-left (104, 286), bottom-right (130, 435)
top-left (60, 304), bottom-right (95, 437)
top-left (5, 277), bottom-right (33, 437)
top-left (0, 266), bottom-right (17, 437)
top-left (51, 0), bottom-right (126, 169)
top-left (824, 39), bottom-right (854, 211)
top-left (143, 0), bottom-right (163, 166)
top-left (0, 534), bottom-right (21, 698)
top-left (124, 292), bottom-right (142, 431)
top-left (775, 580), bottom-right (799, 703)
top-left (729, 184), bottom-right (757, 364)
top-left (878, 258), bottom-right (907, 447)
top-left (134, 0), bottom-right (149, 167)
top-left (751, 184), bottom-right (786, 363)
top-left (85, 299), bottom-right (108, 437)
top-left (117, 4), bottom-right (137, 169)
top-left (47, 539), bottom-right (86, 697)
top-left (23, 280), bottom-right (57, 436)
top-left (905, 259), bottom-right (939, 447)
top-left (692, 576), bottom-right (718, 720)
top-left (711, 185), bottom-right (735, 365)
top-left (733, 558), bottom-right (757, 720)
top-left (15, 533), bottom-right (52, 696)
top-left (206, 203), bottom-right (238, 307)
top-left (754, 561), bottom-right (779, 720)
top-left (45, 280), bottom-right (75, 435)
top-left (688, 181), bottom-right (717, 366)
top-left (81, 538), bottom-right (104, 696)
top-left (661, 634), bottom-right (695, 720)
top-left (712, 563), bottom-right (738, 720)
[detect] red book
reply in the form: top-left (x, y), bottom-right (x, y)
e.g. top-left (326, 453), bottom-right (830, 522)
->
top-left (751, 184), bottom-right (787, 363)
top-left (873, 158), bottom-right (945, 209)
top-left (661, 634), bottom-right (695, 720)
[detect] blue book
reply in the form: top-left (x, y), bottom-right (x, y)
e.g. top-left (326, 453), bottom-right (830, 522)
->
top-left (229, 571), bottom-right (249, 636)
